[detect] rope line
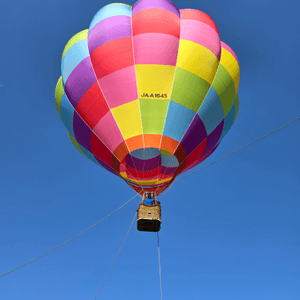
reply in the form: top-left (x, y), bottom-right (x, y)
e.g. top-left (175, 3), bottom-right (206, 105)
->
top-left (94, 212), bottom-right (137, 300)
top-left (175, 117), bottom-right (300, 183)
top-left (0, 194), bottom-right (139, 278)
top-left (157, 232), bottom-right (163, 300)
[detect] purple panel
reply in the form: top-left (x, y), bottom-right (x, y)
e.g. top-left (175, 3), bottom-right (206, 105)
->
top-left (203, 121), bottom-right (224, 156)
top-left (95, 157), bottom-right (116, 174)
top-left (132, 0), bottom-right (180, 17)
top-left (126, 154), bottom-right (161, 171)
top-left (88, 16), bottom-right (132, 53)
top-left (73, 112), bottom-right (92, 152)
top-left (64, 57), bottom-right (96, 107)
top-left (181, 115), bottom-right (207, 156)
top-left (161, 166), bottom-right (177, 175)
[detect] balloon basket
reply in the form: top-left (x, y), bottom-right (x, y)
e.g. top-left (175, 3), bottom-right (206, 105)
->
top-left (137, 203), bottom-right (161, 232)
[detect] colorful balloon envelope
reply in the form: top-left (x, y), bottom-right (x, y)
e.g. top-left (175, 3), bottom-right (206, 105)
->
top-left (55, 0), bottom-right (240, 196)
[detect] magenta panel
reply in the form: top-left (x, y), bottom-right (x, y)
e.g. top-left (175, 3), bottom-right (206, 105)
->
top-left (98, 66), bottom-right (138, 108)
top-left (133, 33), bottom-right (179, 65)
top-left (93, 111), bottom-right (124, 152)
top-left (181, 19), bottom-right (221, 60)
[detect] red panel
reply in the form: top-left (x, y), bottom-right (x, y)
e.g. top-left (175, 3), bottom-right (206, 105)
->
top-left (184, 138), bottom-right (207, 169)
top-left (174, 143), bottom-right (188, 164)
top-left (90, 37), bottom-right (134, 79)
top-left (75, 81), bottom-right (109, 129)
top-left (180, 9), bottom-right (219, 35)
top-left (125, 164), bottom-right (161, 180)
top-left (132, 9), bottom-right (180, 37)
top-left (127, 184), bottom-right (144, 195)
top-left (180, 139), bottom-right (211, 174)
top-left (90, 132), bottom-right (114, 167)
top-left (125, 183), bottom-right (169, 196)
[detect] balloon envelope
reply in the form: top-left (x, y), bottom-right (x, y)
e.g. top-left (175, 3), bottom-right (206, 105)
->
top-left (55, 0), bottom-right (240, 195)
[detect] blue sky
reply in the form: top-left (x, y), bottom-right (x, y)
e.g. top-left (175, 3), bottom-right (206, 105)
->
top-left (0, 0), bottom-right (299, 299)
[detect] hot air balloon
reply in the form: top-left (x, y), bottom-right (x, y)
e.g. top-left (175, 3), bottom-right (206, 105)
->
top-left (55, 0), bottom-right (240, 232)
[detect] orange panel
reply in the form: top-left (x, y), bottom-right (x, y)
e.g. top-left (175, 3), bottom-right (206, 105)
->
top-left (126, 135), bottom-right (144, 152)
top-left (114, 141), bottom-right (129, 162)
top-left (160, 136), bottom-right (179, 154)
top-left (144, 134), bottom-right (161, 149)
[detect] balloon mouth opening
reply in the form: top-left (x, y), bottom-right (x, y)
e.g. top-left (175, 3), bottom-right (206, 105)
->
top-left (119, 147), bottom-right (179, 185)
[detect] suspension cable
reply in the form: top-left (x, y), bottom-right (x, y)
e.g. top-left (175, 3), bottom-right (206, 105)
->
top-left (0, 194), bottom-right (139, 278)
top-left (175, 117), bottom-right (300, 183)
top-left (157, 232), bottom-right (163, 300)
top-left (94, 212), bottom-right (137, 300)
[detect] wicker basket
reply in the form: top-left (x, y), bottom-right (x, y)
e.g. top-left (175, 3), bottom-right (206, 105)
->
top-left (137, 203), bottom-right (161, 232)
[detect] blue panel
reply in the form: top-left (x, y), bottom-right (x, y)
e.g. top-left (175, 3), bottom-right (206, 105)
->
top-left (89, 3), bottom-right (132, 30)
top-left (161, 154), bottom-right (179, 168)
top-left (61, 39), bottom-right (89, 83)
top-left (131, 148), bottom-right (160, 160)
top-left (219, 103), bottom-right (236, 142)
top-left (163, 101), bottom-right (196, 142)
top-left (60, 93), bottom-right (75, 137)
top-left (198, 87), bottom-right (224, 136)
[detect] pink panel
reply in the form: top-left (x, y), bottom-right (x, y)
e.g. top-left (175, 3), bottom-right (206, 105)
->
top-left (93, 111), bottom-right (124, 151)
top-left (133, 33), bottom-right (179, 66)
top-left (119, 163), bottom-right (126, 173)
top-left (221, 41), bottom-right (239, 64)
top-left (98, 66), bottom-right (138, 108)
top-left (181, 19), bottom-right (221, 60)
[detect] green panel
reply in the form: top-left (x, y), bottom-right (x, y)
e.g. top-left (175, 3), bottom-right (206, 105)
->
top-left (160, 149), bottom-right (172, 156)
top-left (171, 68), bottom-right (211, 112)
top-left (55, 77), bottom-right (64, 117)
top-left (212, 64), bottom-right (236, 116)
top-left (233, 93), bottom-right (239, 122)
top-left (140, 99), bottom-right (169, 135)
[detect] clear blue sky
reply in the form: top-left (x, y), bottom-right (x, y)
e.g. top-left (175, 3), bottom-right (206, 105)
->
top-left (1, 0), bottom-right (299, 299)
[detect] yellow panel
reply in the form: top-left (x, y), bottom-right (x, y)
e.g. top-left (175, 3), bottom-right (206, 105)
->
top-left (120, 172), bottom-right (127, 178)
top-left (177, 40), bottom-right (219, 85)
top-left (137, 180), bottom-right (159, 186)
top-left (220, 48), bottom-right (240, 93)
top-left (157, 178), bottom-right (172, 184)
top-left (121, 175), bottom-right (159, 186)
top-left (120, 174), bottom-right (171, 185)
top-left (111, 99), bottom-right (143, 140)
top-left (136, 65), bottom-right (176, 100)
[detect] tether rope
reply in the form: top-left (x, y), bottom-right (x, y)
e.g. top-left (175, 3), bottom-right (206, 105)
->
top-left (0, 194), bottom-right (139, 278)
top-left (157, 232), bottom-right (163, 300)
top-left (94, 212), bottom-right (137, 300)
top-left (1, 118), bottom-right (299, 278)
top-left (174, 117), bottom-right (300, 184)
